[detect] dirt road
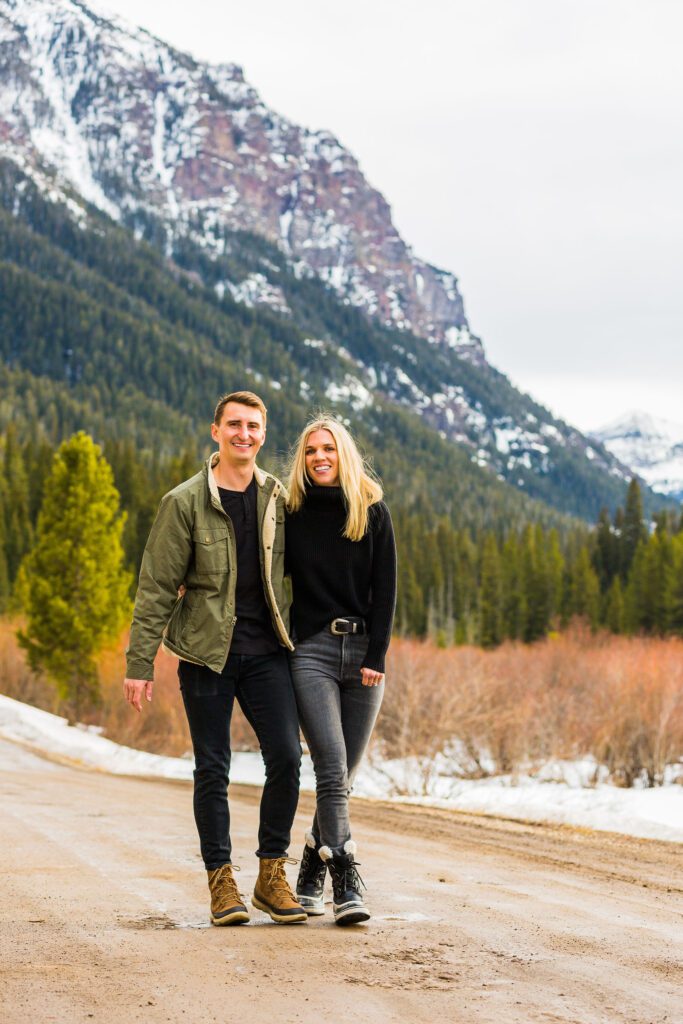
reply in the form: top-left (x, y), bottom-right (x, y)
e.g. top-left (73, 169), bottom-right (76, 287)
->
top-left (1, 737), bottom-right (681, 1024)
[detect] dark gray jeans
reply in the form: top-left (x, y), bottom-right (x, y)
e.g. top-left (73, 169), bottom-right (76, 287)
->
top-left (289, 628), bottom-right (384, 848)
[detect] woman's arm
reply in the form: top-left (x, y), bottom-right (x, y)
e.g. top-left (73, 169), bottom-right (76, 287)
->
top-left (362, 502), bottom-right (397, 674)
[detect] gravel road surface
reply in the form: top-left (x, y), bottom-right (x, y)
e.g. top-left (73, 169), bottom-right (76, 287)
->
top-left (1, 738), bottom-right (681, 1024)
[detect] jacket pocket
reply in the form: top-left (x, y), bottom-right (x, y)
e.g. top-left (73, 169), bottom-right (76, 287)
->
top-left (165, 589), bottom-right (197, 645)
top-left (192, 528), bottom-right (229, 574)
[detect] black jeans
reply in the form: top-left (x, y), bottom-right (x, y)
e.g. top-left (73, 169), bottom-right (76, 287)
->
top-left (179, 652), bottom-right (301, 870)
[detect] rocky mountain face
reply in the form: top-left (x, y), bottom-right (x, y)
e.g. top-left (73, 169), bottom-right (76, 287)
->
top-left (0, 0), bottom-right (482, 362)
top-left (0, 0), bottom-right (658, 519)
top-left (592, 413), bottom-right (683, 501)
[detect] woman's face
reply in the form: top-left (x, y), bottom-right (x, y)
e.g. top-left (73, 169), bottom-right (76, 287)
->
top-left (304, 429), bottom-right (339, 487)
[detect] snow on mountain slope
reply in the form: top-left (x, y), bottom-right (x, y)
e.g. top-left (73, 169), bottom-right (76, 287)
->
top-left (592, 412), bottom-right (683, 500)
top-left (0, 0), bottom-right (482, 360)
top-left (0, 0), bottom-right (647, 513)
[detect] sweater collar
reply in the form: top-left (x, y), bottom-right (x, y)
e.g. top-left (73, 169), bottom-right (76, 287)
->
top-left (303, 484), bottom-right (345, 505)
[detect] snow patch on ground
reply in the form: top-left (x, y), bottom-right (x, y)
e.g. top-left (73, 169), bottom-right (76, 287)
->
top-left (1, 695), bottom-right (681, 844)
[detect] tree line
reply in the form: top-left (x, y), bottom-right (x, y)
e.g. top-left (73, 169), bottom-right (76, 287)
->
top-left (1, 153), bottom-right (641, 525)
top-left (3, 427), bottom-right (682, 662)
top-left (395, 480), bottom-right (683, 646)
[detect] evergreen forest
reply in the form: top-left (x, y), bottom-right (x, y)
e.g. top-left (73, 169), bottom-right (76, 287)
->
top-left (1, 426), bottom-right (681, 648)
top-left (1, 157), bottom-right (680, 653)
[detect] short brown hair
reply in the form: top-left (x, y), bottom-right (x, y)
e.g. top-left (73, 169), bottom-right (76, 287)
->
top-left (213, 391), bottom-right (267, 426)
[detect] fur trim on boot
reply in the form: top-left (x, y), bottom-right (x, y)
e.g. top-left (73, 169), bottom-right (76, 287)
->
top-left (320, 841), bottom-right (370, 926)
top-left (297, 832), bottom-right (327, 915)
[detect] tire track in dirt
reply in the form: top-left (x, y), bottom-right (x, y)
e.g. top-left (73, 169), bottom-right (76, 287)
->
top-left (1, 739), bottom-right (681, 1024)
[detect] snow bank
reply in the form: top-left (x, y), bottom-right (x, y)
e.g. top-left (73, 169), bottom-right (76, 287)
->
top-left (1, 694), bottom-right (681, 843)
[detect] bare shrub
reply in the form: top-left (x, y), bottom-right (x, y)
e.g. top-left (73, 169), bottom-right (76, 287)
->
top-left (572, 636), bottom-right (683, 786)
top-left (378, 628), bottom-right (683, 786)
top-left (0, 620), bottom-right (258, 756)
top-left (0, 617), bottom-right (59, 712)
top-left (2, 615), bottom-right (682, 788)
top-left (98, 636), bottom-right (258, 756)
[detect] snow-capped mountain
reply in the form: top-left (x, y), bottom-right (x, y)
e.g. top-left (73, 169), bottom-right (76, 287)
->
top-left (0, 0), bottom-right (655, 519)
top-left (592, 413), bottom-right (683, 501)
top-left (0, 0), bottom-right (482, 362)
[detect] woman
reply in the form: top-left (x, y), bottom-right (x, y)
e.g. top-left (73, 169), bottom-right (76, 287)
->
top-left (285, 416), bottom-right (396, 925)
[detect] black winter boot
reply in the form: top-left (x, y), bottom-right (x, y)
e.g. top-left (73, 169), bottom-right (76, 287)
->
top-left (295, 831), bottom-right (327, 915)
top-left (319, 840), bottom-right (370, 925)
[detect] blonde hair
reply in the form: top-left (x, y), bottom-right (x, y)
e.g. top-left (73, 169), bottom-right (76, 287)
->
top-left (287, 417), bottom-right (383, 541)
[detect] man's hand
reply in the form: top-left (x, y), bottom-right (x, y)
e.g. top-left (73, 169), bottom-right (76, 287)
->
top-left (123, 678), bottom-right (154, 712)
top-left (360, 667), bottom-right (384, 687)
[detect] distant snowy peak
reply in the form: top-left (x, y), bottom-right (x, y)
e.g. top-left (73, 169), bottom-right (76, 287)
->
top-left (596, 411), bottom-right (683, 447)
top-left (591, 412), bottom-right (683, 500)
top-left (0, 0), bottom-right (483, 361)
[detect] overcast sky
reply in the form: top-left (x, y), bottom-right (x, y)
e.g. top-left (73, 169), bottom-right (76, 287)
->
top-left (100, 0), bottom-right (683, 432)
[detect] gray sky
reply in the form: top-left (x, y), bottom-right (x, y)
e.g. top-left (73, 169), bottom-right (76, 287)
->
top-left (100, 0), bottom-right (683, 432)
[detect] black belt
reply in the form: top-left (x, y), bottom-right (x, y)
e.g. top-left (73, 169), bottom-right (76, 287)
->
top-left (329, 617), bottom-right (366, 636)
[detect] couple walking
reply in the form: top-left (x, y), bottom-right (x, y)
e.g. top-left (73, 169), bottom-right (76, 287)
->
top-left (123, 391), bottom-right (396, 926)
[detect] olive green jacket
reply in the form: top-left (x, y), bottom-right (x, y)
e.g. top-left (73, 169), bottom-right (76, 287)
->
top-left (125, 454), bottom-right (293, 680)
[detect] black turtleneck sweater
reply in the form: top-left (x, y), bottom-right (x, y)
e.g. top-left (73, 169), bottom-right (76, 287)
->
top-left (285, 486), bottom-right (396, 672)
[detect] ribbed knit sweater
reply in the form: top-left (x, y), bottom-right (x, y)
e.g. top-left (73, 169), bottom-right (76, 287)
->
top-left (285, 486), bottom-right (397, 672)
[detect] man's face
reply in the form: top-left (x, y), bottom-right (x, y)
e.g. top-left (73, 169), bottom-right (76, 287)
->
top-left (211, 402), bottom-right (266, 466)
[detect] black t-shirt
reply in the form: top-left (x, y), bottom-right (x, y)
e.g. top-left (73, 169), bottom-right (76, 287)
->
top-left (218, 477), bottom-right (279, 655)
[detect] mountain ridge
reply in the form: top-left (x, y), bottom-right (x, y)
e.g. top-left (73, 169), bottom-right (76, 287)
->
top-left (592, 412), bottom-right (683, 501)
top-left (0, 0), bottom-right (483, 361)
top-left (0, 0), bottom-right (671, 522)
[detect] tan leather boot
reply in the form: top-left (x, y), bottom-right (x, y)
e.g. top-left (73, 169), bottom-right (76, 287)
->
top-left (251, 857), bottom-right (308, 924)
top-left (207, 864), bottom-right (250, 925)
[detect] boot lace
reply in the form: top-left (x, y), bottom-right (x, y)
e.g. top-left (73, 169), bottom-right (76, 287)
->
top-left (332, 859), bottom-right (366, 899)
top-left (297, 845), bottom-right (327, 889)
top-left (265, 857), bottom-right (298, 899)
top-left (213, 864), bottom-right (244, 905)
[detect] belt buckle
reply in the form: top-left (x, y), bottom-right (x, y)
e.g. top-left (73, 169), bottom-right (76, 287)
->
top-left (331, 618), bottom-right (353, 635)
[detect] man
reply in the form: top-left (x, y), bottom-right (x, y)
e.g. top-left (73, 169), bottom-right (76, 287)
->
top-left (123, 391), bottom-right (307, 926)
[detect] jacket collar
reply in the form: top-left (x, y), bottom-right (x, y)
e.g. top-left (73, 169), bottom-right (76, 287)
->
top-left (206, 452), bottom-right (269, 505)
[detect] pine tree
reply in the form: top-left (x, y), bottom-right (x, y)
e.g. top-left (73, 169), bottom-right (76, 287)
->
top-left (501, 533), bottom-right (527, 640)
top-left (479, 533), bottom-right (503, 648)
top-left (653, 533), bottom-right (676, 634)
top-left (603, 576), bottom-right (625, 633)
top-left (1, 424), bottom-right (33, 584)
top-left (620, 479), bottom-right (647, 578)
top-left (593, 506), bottom-right (619, 591)
top-left (453, 531), bottom-right (478, 643)
top-left (671, 533), bottom-right (683, 634)
top-left (522, 524), bottom-right (552, 642)
top-left (545, 529), bottom-right (564, 626)
top-left (17, 432), bottom-right (132, 721)
top-left (396, 560), bottom-right (423, 637)
top-left (564, 547), bottom-right (600, 628)
top-left (0, 496), bottom-right (10, 612)
top-left (626, 533), bottom-right (676, 635)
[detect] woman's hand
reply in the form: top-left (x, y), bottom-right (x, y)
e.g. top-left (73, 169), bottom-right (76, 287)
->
top-left (360, 667), bottom-right (384, 687)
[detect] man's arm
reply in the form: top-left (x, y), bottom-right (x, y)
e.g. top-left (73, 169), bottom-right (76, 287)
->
top-left (124, 492), bottom-right (193, 707)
